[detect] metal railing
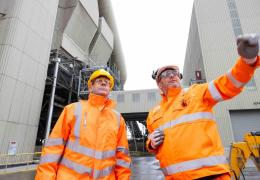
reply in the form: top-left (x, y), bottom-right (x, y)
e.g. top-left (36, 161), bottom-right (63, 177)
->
top-left (0, 152), bottom-right (41, 174)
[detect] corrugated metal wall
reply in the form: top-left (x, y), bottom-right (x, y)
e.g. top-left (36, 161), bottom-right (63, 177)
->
top-left (184, 0), bottom-right (260, 146)
top-left (110, 89), bottom-right (161, 113)
top-left (0, 0), bottom-right (59, 153)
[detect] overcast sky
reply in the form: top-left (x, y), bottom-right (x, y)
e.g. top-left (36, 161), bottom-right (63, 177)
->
top-left (111, 0), bottom-right (194, 90)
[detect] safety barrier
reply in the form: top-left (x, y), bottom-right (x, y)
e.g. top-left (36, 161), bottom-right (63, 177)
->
top-left (0, 152), bottom-right (41, 174)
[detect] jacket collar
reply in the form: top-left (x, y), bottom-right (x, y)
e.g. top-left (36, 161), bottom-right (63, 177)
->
top-left (88, 93), bottom-right (115, 109)
top-left (161, 87), bottom-right (182, 104)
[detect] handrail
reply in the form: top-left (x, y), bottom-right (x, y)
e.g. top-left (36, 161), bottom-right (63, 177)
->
top-left (0, 152), bottom-right (41, 174)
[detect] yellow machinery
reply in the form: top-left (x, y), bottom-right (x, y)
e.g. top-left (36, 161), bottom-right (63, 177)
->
top-left (229, 131), bottom-right (260, 179)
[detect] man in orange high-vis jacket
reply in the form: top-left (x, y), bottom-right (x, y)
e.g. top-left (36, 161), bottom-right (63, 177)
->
top-left (146, 33), bottom-right (260, 180)
top-left (35, 69), bottom-right (131, 180)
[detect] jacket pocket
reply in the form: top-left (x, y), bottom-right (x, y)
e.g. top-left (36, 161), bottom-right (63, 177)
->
top-left (150, 112), bottom-right (163, 124)
top-left (149, 112), bottom-right (163, 130)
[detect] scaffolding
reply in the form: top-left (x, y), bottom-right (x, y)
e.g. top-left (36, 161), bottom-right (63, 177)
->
top-left (36, 49), bottom-right (85, 145)
top-left (36, 49), bottom-right (148, 154)
top-left (77, 66), bottom-right (122, 98)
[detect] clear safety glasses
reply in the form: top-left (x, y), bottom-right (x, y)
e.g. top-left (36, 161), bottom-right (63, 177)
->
top-left (160, 69), bottom-right (180, 78)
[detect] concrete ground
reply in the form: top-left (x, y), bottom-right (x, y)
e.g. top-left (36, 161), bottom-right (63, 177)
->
top-left (131, 156), bottom-right (164, 180)
top-left (0, 156), bottom-right (260, 180)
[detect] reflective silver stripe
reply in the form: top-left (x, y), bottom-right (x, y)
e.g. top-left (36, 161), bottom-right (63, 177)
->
top-left (226, 70), bottom-right (245, 88)
top-left (40, 154), bottom-right (61, 164)
top-left (66, 140), bottom-right (95, 158)
top-left (60, 157), bottom-right (92, 175)
top-left (44, 138), bottom-right (65, 147)
top-left (157, 112), bottom-right (215, 131)
top-left (74, 102), bottom-right (82, 137)
top-left (93, 165), bottom-right (114, 179)
top-left (116, 159), bottom-right (131, 168)
top-left (208, 81), bottom-right (223, 102)
top-left (112, 109), bottom-right (121, 129)
top-left (95, 149), bottom-right (116, 159)
top-left (116, 146), bottom-right (129, 156)
top-left (66, 140), bottom-right (116, 160)
top-left (183, 88), bottom-right (189, 92)
top-left (162, 155), bottom-right (227, 175)
top-left (70, 102), bottom-right (117, 160)
top-left (61, 157), bottom-right (114, 177)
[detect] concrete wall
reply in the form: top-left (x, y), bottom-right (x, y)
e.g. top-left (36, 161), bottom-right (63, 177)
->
top-left (89, 17), bottom-right (113, 66)
top-left (62, 0), bottom-right (99, 60)
top-left (0, 0), bottom-right (58, 154)
top-left (183, 0), bottom-right (260, 146)
top-left (0, 0), bottom-right (126, 154)
top-left (110, 89), bottom-right (161, 113)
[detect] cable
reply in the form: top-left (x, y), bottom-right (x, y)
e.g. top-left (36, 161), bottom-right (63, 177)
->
top-left (232, 147), bottom-right (246, 180)
top-left (230, 169), bottom-right (238, 180)
top-left (240, 169), bottom-right (246, 180)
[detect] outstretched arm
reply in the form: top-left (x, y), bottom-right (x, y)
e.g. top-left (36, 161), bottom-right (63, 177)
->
top-left (204, 34), bottom-right (259, 105)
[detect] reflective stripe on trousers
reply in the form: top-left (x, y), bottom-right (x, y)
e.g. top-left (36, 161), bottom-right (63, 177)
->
top-left (162, 155), bottom-right (228, 175)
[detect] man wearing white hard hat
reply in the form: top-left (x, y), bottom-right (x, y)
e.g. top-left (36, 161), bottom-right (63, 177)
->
top-left (146, 34), bottom-right (260, 180)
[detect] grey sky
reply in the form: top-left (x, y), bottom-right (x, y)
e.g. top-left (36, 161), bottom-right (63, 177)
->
top-left (111, 0), bottom-right (194, 90)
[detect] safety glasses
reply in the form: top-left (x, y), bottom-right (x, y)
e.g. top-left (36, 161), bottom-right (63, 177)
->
top-left (160, 69), bottom-right (180, 78)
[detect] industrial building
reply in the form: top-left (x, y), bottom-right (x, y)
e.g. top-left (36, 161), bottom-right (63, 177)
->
top-left (0, 0), bottom-right (260, 179)
top-left (0, 0), bottom-right (126, 154)
top-left (183, 0), bottom-right (260, 146)
top-left (0, 0), bottom-right (259, 156)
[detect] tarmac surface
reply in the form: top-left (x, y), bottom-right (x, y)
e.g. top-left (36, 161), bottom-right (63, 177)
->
top-left (131, 156), bottom-right (164, 180)
top-left (131, 156), bottom-right (260, 180)
top-left (1, 156), bottom-right (260, 179)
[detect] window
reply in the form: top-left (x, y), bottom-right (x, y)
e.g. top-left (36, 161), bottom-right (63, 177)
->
top-left (234, 27), bottom-right (243, 37)
top-left (117, 94), bottom-right (124, 103)
top-left (229, 10), bottom-right (238, 18)
top-left (232, 18), bottom-right (241, 27)
top-left (227, 1), bottom-right (236, 10)
top-left (147, 92), bottom-right (156, 102)
top-left (226, 0), bottom-right (243, 38)
top-left (132, 93), bottom-right (140, 102)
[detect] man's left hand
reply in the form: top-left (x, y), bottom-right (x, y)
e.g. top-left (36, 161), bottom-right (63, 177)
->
top-left (237, 33), bottom-right (259, 65)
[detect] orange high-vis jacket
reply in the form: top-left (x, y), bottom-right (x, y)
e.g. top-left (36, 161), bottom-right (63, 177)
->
top-left (146, 57), bottom-right (259, 180)
top-left (35, 93), bottom-right (131, 180)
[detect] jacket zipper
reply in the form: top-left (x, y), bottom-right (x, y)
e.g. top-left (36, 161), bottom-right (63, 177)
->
top-left (84, 112), bottom-right (87, 127)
